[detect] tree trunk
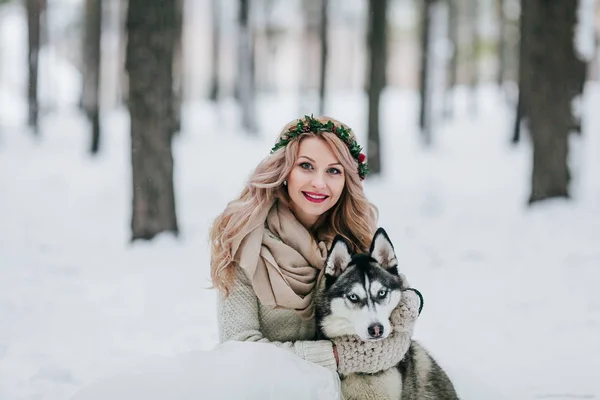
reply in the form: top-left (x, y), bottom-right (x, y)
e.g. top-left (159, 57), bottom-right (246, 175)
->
top-left (418, 0), bottom-right (433, 145)
top-left (118, 0), bottom-right (129, 107)
top-left (172, 0), bottom-right (183, 134)
top-left (447, 0), bottom-right (458, 90)
top-left (81, 0), bottom-right (102, 154)
top-left (26, 0), bottom-right (42, 132)
top-left (496, 0), bottom-right (506, 87)
top-left (318, 0), bottom-right (328, 116)
top-left (209, 0), bottom-right (220, 101)
top-left (444, 0), bottom-right (458, 119)
top-left (126, 0), bottom-right (179, 241)
top-left (299, 0), bottom-right (320, 113)
top-left (467, 0), bottom-right (478, 115)
top-left (511, 86), bottom-right (523, 144)
top-left (511, 4), bottom-right (532, 145)
top-left (526, 0), bottom-right (586, 204)
top-left (261, 0), bottom-right (278, 93)
top-left (238, 0), bottom-right (257, 133)
top-left (512, 1), bottom-right (529, 145)
top-left (366, 0), bottom-right (387, 175)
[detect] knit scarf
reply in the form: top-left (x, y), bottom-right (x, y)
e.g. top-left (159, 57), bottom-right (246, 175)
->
top-left (231, 200), bottom-right (329, 320)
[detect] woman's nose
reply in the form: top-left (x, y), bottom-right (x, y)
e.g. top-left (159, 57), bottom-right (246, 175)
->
top-left (311, 173), bottom-right (326, 189)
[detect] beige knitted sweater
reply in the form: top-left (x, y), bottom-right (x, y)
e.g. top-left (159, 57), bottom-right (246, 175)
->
top-left (217, 265), bottom-right (338, 372)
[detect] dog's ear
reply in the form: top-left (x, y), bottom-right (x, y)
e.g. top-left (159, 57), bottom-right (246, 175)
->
top-left (369, 228), bottom-right (398, 272)
top-left (325, 236), bottom-right (352, 277)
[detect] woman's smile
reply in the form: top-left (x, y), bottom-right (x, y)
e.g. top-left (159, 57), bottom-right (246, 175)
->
top-left (302, 191), bottom-right (329, 203)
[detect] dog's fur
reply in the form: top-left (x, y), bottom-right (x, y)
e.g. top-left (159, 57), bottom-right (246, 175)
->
top-left (315, 228), bottom-right (459, 400)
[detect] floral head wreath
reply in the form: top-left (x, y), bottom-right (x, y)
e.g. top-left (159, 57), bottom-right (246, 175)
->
top-left (270, 115), bottom-right (369, 180)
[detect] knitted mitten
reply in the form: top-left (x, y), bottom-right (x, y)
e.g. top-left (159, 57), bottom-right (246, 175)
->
top-left (333, 288), bottom-right (421, 376)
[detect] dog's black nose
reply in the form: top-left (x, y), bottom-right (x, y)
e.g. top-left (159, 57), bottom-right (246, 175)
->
top-left (368, 323), bottom-right (384, 338)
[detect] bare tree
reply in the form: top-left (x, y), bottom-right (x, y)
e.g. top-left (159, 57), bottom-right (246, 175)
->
top-left (466, 0), bottom-right (479, 115)
top-left (511, 88), bottom-right (524, 144)
top-left (419, 0), bottom-right (434, 145)
top-left (504, 0), bottom-right (521, 85)
top-left (261, 0), bottom-right (282, 93)
top-left (511, 0), bottom-right (534, 144)
top-left (511, 0), bottom-right (530, 144)
top-left (172, 0), bottom-right (183, 134)
top-left (496, 0), bottom-right (506, 87)
top-left (524, 0), bottom-right (586, 204)
top-left (209, 0), bottom-right (220, 101)
top-left (318, 0), bottom-right (328, 115)
top-left (299, 0), bottom-right (320, 113)
top-left (238, 0), bottom-right (257, 133)
top-left (117, 0), bottom-right (129, 107)
top-left (25, 0), bottom-right (44, 132)
top-left (126, 0), bottom-right (179, 240)
top-left (444, 0), bottom-right (458, 118)
top-left (81, 0), bottom-right (102, 154)
top-left (366, 0), bottom-right (387, 175)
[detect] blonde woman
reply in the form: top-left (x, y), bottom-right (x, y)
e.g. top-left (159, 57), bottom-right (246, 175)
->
top-left (210, 116), bottom-right (420, 395)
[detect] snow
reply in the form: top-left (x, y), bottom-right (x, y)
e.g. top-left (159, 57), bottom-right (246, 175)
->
top-left (1, 2), bottom-right (600, 400)
top-left (575, 0), bottom-right (598, 62)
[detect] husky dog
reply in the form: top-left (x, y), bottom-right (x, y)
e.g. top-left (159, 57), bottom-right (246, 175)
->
top-left (315, 228), bottom-right (459, 400)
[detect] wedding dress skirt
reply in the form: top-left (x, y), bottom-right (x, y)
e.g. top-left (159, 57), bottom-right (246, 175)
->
top-left (70, 341), bottom-right (343, 400)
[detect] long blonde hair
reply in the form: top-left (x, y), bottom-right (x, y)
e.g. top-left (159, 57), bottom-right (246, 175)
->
top-left (209, 116), bottom-right (378, 295)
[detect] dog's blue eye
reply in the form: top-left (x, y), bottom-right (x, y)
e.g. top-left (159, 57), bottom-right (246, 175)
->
top-left (347, 294), bottom-right (359, 303)
top-left (378, 289), bottom-right (388, 299)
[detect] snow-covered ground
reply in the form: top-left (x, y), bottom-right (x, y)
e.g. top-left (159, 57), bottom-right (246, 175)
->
top-left (1, 2), bottom-right (600, 400)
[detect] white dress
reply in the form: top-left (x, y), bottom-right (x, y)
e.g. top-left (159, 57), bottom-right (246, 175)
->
top-left (70, 341), bottom-right (343, 400)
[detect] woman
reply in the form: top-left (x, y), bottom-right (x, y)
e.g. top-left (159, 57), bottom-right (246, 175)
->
top-left (69, 116), bottom-right (420, 400)
top-left (209, 116), bottom-right (420, 389)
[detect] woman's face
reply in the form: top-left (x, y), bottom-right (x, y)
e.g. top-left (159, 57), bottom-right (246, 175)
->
top-left (286, 137), bottom-right (345, 229)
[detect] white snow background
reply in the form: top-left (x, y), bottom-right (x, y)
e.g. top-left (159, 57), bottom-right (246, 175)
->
top-left (1, 1), bottom-right (599, 399)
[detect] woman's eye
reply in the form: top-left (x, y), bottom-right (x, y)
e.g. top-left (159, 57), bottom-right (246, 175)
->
top-left (328, 168), bottom-right (342, 175)
top-left (299, 162), bottom-right (313, 170)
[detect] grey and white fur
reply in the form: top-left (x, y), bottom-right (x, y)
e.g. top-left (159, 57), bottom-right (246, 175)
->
top-left (315, 228), bottom-right (459, 400)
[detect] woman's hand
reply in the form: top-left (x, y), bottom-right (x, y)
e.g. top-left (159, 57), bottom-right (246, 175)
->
top-left (333, 344), bottom-right (339, 365)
